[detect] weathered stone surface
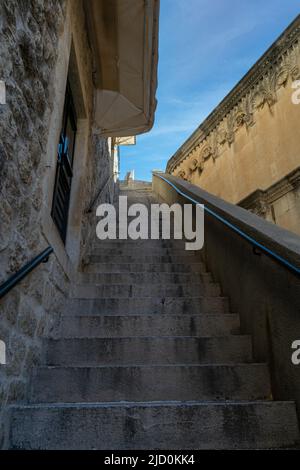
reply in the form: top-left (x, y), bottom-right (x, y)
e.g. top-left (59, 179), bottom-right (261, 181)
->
top-left (17, 307), bottom-right (39, 337)
top-left (5, 187), bottom-right (300, 449)
top-left (80, 133), bottom-right (114, 265)
top-left (0, 1), bottom-right (114, 444)
top-left (0, 0), bottom-right (67, 435)
top-left (7, 379), bottom-right (27, 403)
top-left (0, 421), bottom-right (5, 450)
top-left (30, 364), bottom-right (271, 403)
top-left (9, 401), bottom-right (300, 450)
top-left (1, 293), bottom-right (20, 326)
top-left (0, 381), bottom-right (8, 411)
top-left (6, 334), bottom-right (27, 377)
top-left (0, 200), bottom-right (12, 252)
top-left (24, 344), bottom-right (42, 369)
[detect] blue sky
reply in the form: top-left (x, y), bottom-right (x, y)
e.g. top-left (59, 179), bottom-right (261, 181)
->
top-left (119, 0), bottom-right (300, 181)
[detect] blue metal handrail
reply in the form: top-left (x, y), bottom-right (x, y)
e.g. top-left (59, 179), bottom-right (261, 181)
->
top-left (0, 246), bottom-right (54, 300)
top-left (155, 173), bottom-right (300, 277)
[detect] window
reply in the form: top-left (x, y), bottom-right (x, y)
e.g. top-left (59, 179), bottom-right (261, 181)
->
top-left (51, 80), bottom-right (77, 243)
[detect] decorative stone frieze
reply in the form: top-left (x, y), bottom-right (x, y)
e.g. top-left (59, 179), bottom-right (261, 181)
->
top-left (167, 16), bottom-right (300, 175)
top-left (238, 167), bottom-right (300, 220)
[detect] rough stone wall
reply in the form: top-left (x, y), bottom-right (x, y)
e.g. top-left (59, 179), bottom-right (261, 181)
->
top-left (0, 0), bottom-right (68, 445)
top-left (80, 134), bottom-right (114, 265)
top-left (0, 0), bottom-right (116, 446)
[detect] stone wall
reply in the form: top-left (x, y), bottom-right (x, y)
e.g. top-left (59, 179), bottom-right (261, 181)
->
top-left (239, 167), bottom-right (300, 235)
top-left (80, 134), bottom-right (115, 266)
top-left (153, 173), bottom-right (300, 421)
top-left (0, 0), bottom-right (114, 446)
top-left (0, 0), bottom-right (68, 444)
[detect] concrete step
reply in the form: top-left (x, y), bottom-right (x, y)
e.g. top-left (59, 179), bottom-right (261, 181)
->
top-left (71, 283), bottom-right (221, 299)
top-left (30, 364), bottom-right (271, 403)
top-left (55, 313), bottom-right (240, 338)
top-left (62, 296), bottom-right (230, 315)
top-left (84, 262), bottom-right (207, 274)
top-left (79, 271), bottom-right (213, 285)
top-left (45, 336), bottom-right (252, 366)
top-left (90, 254), bottom-right (204, 264)
top-left (91, 240), bottom-right (193, 249)
top-left (9, 401), bottom-right (299, 449)
top-left (91, 248), bottom-right (201, 256)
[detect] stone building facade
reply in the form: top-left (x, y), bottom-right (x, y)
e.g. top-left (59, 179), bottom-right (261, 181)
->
top-left (166, 15), bottom-right (300, 236)
top-left (0, 0), bottom-right (159, 445)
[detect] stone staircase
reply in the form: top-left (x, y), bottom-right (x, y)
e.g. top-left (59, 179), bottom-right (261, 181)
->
top-left (8, 189), bottom-right (300, 449)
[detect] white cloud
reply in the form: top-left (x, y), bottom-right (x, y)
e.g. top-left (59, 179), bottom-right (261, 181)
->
top-left (120, 0), bottom-right (300, 181)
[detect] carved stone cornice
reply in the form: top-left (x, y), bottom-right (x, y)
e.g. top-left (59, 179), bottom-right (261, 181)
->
top-left (166, 15), bottom-right (300, 174)
top-left (238, 167), bottom-right (300, 216)
top-left (239, 190), bottom-right (271, 217)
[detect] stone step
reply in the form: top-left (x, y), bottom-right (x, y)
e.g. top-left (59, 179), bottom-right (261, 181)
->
top-left (30, 363), bottom-right (270, 403)
top-left (30, 364), bottom-right (270, 403)
top-left (71, 283), bottom-right (221, 299)
top-left (45, 336), bottom-right (252, 366)
top-left (9, 401), bottom-right (299, 449)
top-left (62, 296), bottom-right (230, 315)
top-left (84, 262), bottom-right (207, 274)
top-left (55, 313), bottom-right (240, 338)
top-left (91, 248), bottom-right (200, 256)
top-left (79, 271), bottom-right (213, 285)
top-left (91, 240), bottom-right (192, 248)
top-left (90, 254), bottom-right (204, 264)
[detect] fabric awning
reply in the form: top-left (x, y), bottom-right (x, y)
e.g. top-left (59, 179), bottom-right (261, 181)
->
top-left (84, 0), bottom-right (159, 137)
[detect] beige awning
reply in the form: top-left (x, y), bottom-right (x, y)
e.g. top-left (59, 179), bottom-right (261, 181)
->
top-left (84, 0), bottom-right (159, 137)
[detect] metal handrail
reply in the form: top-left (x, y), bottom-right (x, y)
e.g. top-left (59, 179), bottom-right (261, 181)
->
top-left (0, 246), bottom-right (53, 300)
top-left (155, 173), bottom-right (300, 277)
top-left (85, 174), bottom-right (114, 214)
